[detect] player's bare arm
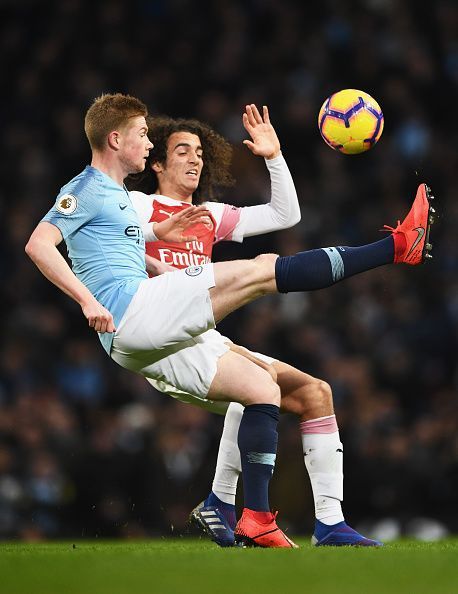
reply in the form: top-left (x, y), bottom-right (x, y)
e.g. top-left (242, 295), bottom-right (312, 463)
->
top-left (25, 222), bottom-right (115, 334)
top-left (149, 204), bottom-right (212, 243)
top-left (242, 104), bottom-right (281, 160)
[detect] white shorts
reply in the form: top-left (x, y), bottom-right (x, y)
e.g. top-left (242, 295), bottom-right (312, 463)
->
top-left (111, 264), bottom-right (229, 403)
top-left (111, 264), bottom-right (277, 412)
top-left (143, 328), bottom-right (276, 414)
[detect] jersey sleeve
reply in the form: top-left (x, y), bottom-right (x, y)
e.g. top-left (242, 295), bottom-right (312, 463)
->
top-left (206, 202), bottom-right (244, 243)
top-left (207, 153), bottom-right (301, 244)
top-left (235, 153), bottom-right (301, 238)
top-left (129, 191), bottom-right (157, 241)
top-left (41, 182), bottom-right (103, 240)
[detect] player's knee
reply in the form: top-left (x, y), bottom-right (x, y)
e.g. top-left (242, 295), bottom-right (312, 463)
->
top-left (265, 379), bottom-right (281, 406)
top-left (253, 253), bottom-right (279, 270)
top-left (229, 254), bottom-right (278, 296)
top-left (303, 379), bottom-right (332, 409)
top-left (265, 362), bottom-right (278, 383)
top-left (296, 379), bottom-right (333, 416)
top-left (249, 253), bottom-right (279, 292)
top-left (315, 380), bottom-right (333, 407)
top-left (246, 373), bottom-right (281, 407)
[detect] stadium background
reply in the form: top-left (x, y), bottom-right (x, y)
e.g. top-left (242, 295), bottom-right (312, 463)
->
top-left (0, 0), bottom-right (456, 541)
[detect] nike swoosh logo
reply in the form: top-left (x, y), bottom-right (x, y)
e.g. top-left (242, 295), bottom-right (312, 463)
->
top-left (406, 227), bottom-right (425, 257)
top-left (119, 204), bottom-right (128, 210)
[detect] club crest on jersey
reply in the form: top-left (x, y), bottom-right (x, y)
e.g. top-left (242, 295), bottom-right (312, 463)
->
top-left (56, 194), bottom-right (77, 215)
top-left (185, 265), bottom-right (203, 277)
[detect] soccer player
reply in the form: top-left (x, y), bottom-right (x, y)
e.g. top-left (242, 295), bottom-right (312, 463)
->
top-left (25, 93), bottom-right (435, 548)
top-left (125, 105), bottom-right (430, 547)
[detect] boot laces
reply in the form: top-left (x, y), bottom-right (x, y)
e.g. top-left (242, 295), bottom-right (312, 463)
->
top-left (381, 220), bottom-right (401, 233)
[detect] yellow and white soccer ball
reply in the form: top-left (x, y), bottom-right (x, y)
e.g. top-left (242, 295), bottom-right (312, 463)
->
top-left (318, 89), bottom-right (384, 155)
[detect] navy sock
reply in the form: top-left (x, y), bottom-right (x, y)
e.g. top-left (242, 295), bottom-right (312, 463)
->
top-left (275, 236), bottom-right (394, 293)
top-left (237, 404), bottom-right (279, 511)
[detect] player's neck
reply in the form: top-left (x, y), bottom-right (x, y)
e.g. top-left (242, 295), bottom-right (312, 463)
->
top-left (158, 184), bottom-right (193, 204)
top-left (91, 154), bottom-right (126, 187)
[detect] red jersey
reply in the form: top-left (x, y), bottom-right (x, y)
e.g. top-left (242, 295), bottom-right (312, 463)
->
top-left (140, 195), bottom-right (243, 270)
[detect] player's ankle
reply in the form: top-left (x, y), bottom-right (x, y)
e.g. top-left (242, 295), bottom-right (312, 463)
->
top-left (206, 491), bottom-right (235, 508)
top-left (243, 508), bottom-right (274, 523)
top-left (392, 231), bottom-right (407, 262)
top-left (314, 518), bottom-right (346, 538)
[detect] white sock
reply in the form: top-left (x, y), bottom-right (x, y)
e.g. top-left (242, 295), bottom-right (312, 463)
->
top-left (211, 402), bottom-right (243, 505)
top-left (301, 415), bottom-right (345, 526)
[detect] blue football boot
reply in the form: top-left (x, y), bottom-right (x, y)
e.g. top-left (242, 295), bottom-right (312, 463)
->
top-left (312, 519), bottom-right (383, 547)
top-left (189, 493), bottom-right (236, 547)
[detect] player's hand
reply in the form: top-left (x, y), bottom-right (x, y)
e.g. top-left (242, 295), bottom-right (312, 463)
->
top-left (242, 104), bottom-right (281, 160)
top-left (81, 299), bottom-right (116, 334)
top-left (153, 205), bottom-right (211, 243)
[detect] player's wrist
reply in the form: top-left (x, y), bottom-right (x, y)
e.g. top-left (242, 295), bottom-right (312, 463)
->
top-left (79, 294), bottom-right (97, 309)
top-left (265, 149), bottom-right (282, 161)
top-left (150, 222), bottom-right (160, 241)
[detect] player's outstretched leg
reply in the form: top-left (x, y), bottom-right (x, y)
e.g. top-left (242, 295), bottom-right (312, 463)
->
top-left (210, 183), bottom-right (437, 326)
top-left (275, 183), bottom-right (436, 294)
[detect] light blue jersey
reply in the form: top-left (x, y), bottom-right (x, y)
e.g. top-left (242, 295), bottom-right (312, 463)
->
top-left (42, 166), bottom-right (147, 354)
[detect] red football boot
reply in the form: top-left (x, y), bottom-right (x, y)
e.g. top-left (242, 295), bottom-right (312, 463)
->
top-left (383, 183), bottom-right (436, 265)
top-left (234, 509), bottom-right (298, 548)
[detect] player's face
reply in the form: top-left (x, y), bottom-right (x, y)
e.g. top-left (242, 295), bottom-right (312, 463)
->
top-left (119, 116), bottom-right (153, 174)
top-left (157, 132), bottom-right (203, 199)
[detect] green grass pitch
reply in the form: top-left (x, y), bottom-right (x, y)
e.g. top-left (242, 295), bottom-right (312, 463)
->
top-left (1, 538), bottom-right (457, 594)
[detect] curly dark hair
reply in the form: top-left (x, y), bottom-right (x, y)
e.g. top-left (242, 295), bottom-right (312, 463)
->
top-left (126, 116), bottom-right (235, 203)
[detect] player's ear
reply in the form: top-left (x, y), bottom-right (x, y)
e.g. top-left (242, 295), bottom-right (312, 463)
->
top-left (151, 161), bottom-right (164, 173)
top-left (108, 131), bottom-right (120, 150)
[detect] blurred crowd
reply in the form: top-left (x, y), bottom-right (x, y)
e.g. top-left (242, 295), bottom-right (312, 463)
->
top-left (0, 0), bottom-right (457, 540)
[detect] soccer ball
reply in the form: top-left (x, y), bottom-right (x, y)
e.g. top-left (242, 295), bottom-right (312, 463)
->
top-left (318, 89), bottom-right (384, 154)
